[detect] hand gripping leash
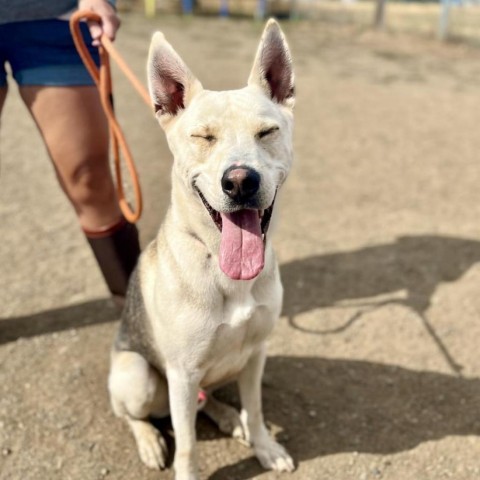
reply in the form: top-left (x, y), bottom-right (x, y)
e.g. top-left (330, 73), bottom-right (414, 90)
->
top-left (70, 10), bottom-right (152, 223)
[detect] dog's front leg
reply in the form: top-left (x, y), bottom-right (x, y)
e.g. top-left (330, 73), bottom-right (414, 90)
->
top-left (168, 369), bottom-right (200, 480)
top-left (238, 345), bottom-right (295, 473)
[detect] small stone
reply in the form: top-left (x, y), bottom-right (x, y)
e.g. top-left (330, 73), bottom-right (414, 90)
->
top-left (308, 410), bottom-right (317, 418)
top-left (372, 467), bottom-right (382, 477)
top-left (2, 448), bottom-right (12, 456)
top-left (100, 467), bottom-right (109, 476)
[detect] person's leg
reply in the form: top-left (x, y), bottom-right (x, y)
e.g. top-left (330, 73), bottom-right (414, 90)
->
top-left (19, 85), bottom-right (140, 297)
top-left (20, 85), bottom-right (118, 229)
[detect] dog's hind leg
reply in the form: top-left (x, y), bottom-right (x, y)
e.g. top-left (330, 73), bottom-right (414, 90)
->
top-left (108, 350), bottom-right (169, 470)
top-left (202, 395), bottom-right (247, 444)
top-left (126, 417), bottom-right (168, 470)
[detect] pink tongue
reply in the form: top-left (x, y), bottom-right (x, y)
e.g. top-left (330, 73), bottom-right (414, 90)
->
top-left (219, 210), bottom-right (264, 280)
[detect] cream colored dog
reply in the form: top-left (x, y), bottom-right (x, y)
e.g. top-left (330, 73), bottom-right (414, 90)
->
top-left (108, 19), bottom-right (295, 479)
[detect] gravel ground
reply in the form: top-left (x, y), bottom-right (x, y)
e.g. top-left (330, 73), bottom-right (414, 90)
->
top-left (2, 13), bottom-right (480, 480)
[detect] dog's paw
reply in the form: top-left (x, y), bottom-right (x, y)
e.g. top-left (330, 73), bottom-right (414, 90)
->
top-left (136, 427), bottom-right (168, 470)
top-left (232, 423), bottom-right (250, 447)
top-left (216, 407), bottom-right (250, 446)
top-left (254, 438), bottom-right (295, 473)
top-left (217, 407), bottom-right (248, 444)
top-left (203, 398), bottom-right (249, 445)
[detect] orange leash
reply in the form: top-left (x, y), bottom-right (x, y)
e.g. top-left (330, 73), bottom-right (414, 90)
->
top-left (70, 10), bottom-right (151, 223)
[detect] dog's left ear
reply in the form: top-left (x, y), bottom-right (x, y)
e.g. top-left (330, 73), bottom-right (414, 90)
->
top-left (248, 19), bottom-right (295, 109)
top-left (147, 32), bottom-right (203, 121)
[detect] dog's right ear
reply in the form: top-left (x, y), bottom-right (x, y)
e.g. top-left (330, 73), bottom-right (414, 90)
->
top-left (147, 32), bottom-right (203, 121)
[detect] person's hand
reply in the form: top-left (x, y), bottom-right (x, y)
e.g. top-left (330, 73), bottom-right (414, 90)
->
top-left (78, 0), bottom-right (121, 46)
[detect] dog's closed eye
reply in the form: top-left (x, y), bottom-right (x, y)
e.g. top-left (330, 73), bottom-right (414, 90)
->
top-left (257, 126), bottom-right (279, 139)
top-left (191, 133), bottom-right (216, 143)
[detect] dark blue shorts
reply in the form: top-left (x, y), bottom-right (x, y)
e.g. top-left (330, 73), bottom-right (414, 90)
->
top-left (0, 19), bottom-right (99, 87)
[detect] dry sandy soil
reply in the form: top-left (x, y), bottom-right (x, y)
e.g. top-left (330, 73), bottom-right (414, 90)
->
top-left (2, 13), bottom-right (480, 480)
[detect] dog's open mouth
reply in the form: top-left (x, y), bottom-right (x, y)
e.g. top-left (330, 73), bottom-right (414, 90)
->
top-left (195, 188), bottom-right (275, 281)
top-left (196, 189), bottom-right (274, 235)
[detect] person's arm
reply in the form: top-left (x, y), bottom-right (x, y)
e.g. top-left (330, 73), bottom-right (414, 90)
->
top-left (78, 0), bottom-right (121, 46)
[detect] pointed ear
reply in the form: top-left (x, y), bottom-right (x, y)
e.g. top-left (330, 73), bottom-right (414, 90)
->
top-left (248, 19), bottom-right (295, 108)
top-left (147, 32), bottom-right (203, 118)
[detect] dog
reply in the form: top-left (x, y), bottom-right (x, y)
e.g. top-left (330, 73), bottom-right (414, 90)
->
top-left (108, 19), bottom-right (295, 479)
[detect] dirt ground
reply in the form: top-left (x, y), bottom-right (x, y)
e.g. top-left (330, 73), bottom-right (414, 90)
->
top-left (3, 13), bottom-right (480, 480)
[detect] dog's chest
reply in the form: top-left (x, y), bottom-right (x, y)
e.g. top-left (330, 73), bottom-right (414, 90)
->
top-left (200, 291), bottom-right (274, 387)
top-left (223, 291), bottom-right (257, 328)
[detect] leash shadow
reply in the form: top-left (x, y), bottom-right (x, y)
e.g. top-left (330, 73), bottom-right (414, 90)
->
top-left (208, 355), bottom-right (480, 479)
top-left (0, 299), bottom-right (118, 345)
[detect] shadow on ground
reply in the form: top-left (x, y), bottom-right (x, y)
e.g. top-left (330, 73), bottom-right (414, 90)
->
top-left (0, 298), bottom-right (118, 344)
top-left (2, 235), bottom-right (480, 478)
top-left (3, 235), bottom-right (480, 348)
top-left (281, 234), bottom-right (480, 325)
top-left (208, 355), bottom-right (480, 479)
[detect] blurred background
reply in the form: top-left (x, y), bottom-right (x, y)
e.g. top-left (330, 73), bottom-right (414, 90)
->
top-left (123, 0), bottom-right (480, 42)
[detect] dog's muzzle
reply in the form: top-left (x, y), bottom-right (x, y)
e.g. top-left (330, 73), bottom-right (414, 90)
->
top-left (194, 178), bottom-right (276, 281)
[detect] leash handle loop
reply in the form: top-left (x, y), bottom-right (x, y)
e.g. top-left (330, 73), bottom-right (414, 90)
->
top-left (70, 10), bottom-right (151, 223)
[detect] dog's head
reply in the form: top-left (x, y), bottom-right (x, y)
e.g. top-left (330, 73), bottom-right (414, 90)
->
top-left (148, 20), bottom-right (295, 281)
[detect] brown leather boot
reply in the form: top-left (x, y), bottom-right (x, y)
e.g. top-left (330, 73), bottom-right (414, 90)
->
top-left (84, 217), bottom-right (140, 301)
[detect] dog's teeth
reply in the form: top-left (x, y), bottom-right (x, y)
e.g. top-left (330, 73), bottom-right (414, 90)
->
top-left (259, 210), bottom-right (264, 218)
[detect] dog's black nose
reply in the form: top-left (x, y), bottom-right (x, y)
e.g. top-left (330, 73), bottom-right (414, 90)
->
top-left (221, 166), bottom-right (260, 202)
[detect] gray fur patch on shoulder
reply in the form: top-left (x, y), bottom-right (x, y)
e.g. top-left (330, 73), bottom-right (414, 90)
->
top-left (114, 267), bottom-right (160, 370)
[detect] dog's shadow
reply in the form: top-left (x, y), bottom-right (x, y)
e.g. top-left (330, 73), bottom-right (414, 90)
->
top-left (281, 234), bottom-right (480, 326)
top-left (207, 355), bottom-right (480, 479)
top-left (279, 235), bottom-right (480, 375)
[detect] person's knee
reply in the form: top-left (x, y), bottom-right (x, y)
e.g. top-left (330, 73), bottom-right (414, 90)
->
top-left (66, 154), bottom-right (117, 209)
